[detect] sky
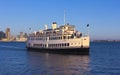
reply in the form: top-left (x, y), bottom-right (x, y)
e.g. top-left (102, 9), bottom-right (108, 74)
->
top-left (0, 0), bottom-right (120, 40)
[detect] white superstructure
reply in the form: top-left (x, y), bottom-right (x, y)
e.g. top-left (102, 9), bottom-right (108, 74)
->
top-left (26, 22), bottom-right (90, 54)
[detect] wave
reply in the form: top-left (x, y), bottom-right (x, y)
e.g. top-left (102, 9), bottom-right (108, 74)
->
top-left (0, 45), bottom-right (26, 50)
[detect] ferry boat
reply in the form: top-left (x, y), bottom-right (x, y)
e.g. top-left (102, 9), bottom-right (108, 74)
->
top-left (26, 22), bottom-right (90, 54)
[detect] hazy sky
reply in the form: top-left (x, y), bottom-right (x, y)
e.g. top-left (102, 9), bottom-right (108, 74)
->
top-left (0, 0), bottom-right (120, 40)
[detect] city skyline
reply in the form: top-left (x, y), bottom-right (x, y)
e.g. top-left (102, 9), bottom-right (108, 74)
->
top-left (0, 0), bottom-right (120, 40)
top-left (0, 27), bottom-right (28, 41)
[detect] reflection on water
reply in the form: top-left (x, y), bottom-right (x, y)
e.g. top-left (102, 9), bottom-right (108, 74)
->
top-left (26, 51), bottom-right (90, 75)
top-left (0, 42), bottom-right (90, 75)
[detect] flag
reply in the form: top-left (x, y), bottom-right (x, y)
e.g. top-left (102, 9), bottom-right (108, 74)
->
top-left (87, 24), bottom-right (89, 27)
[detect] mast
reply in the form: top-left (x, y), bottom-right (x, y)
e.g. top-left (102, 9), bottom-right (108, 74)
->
top-left (64, 10), bottom-right (66, 25)
top-left (87, 24), bottom-right (90, 36)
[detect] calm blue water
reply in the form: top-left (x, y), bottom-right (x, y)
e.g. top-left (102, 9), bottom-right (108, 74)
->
top-left (0, 42), bottom-right (120, 75)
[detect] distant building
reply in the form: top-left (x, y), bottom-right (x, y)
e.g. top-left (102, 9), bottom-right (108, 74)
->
top-left (16, 32), bottom-right (27, 42)
top-left (24, 33), bottom-right (28, 38)
top-left (0, 31), bottom-right (6, 40)
top-left (6, 28), bottom-right (10, 40)
top-left (20, 32), bottom-right (24, 38)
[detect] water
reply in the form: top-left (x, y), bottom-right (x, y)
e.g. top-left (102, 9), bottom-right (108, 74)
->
top-left (0, 42), bottom-right (120, 75)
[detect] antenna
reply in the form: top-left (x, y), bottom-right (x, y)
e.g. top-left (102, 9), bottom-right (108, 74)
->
top-left (64, 10), bottom-right (66, 25)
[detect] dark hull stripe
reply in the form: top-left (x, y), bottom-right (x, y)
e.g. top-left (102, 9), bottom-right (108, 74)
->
top-left (26, 47), bottom-right (89, 55)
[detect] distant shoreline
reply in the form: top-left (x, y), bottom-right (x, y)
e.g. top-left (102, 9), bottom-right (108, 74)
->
top-left (0, 40), bottom-right (26, 43)
top-left (0, 40), bottom-right (120, 43)
top-left (91, 40), bottom-right (120, 42)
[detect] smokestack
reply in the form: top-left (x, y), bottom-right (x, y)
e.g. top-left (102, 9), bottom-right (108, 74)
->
top-left (52, 22), bottom-right (57, 29)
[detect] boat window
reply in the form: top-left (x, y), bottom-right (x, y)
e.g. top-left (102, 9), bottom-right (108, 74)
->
top-left (60, 44), bottom-right (62, 47)
top-left (65, 43), bottom-right (67, 46)
top-left (67, 43), bottom-right (69, 46)
top-left (63, 36), bottom-right (66, 39)
top-left (62, 43), bottom-right (64, 46)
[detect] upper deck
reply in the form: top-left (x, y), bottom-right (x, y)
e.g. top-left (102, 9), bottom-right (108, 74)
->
top-left (29, 22), bottom-right (83, 39)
